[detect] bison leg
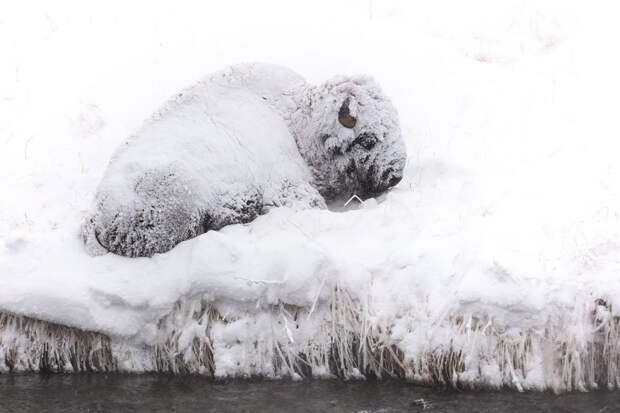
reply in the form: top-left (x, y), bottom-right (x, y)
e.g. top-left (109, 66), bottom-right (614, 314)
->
top-left (83, 168), bottom-right (206, 257)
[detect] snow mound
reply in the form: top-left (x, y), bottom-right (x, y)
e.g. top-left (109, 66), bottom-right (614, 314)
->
top-left (3, 198), bottom-right (620, 392)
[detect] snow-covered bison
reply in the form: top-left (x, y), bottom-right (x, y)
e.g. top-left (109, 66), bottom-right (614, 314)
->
top-left (82, 63), bottom-right (407, 257)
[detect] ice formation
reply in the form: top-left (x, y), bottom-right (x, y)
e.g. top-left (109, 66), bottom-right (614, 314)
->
top-left (81, 63), bottom-right (406, 257)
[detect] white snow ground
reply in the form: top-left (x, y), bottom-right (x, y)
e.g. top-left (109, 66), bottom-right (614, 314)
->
top-left (2, 0), bottom-right (620, 391)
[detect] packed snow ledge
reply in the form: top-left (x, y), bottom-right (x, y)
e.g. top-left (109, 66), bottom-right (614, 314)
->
top-left (4, 174), bottom-right (620, 392)
top-left (3, 1), bottom-right (620, 394)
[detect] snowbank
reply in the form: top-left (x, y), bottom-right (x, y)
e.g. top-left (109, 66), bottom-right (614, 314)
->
top-left (2, 0), bottom-right (620, 392)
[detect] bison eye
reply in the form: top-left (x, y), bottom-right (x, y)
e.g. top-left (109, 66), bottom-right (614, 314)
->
top-left (338, 98), bottom-right (357, 129)
top-left (355, 133), bottom-right (378, 150)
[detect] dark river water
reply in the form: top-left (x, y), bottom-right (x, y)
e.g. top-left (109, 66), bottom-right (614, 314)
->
top-left (0, 374), bottom-right (617, 412)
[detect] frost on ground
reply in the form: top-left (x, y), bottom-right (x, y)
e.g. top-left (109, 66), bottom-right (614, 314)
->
top-left (2, 1), bottom-right (620, 393)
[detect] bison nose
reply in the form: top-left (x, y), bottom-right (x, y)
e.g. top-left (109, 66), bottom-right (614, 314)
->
top-left (381, 167), bottom-right (403, 188)
top-left (388, 174), bottom-right (402, 187)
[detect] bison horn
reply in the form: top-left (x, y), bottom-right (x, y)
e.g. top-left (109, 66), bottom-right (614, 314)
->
top-left (338, 98), bottom-right (357, 129)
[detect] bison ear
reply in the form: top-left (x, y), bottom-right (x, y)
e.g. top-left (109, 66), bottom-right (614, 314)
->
top-left (338, 97), bottom-right (357, 129)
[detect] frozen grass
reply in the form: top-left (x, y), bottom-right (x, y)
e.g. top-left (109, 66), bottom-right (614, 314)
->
top-left (2, 286), bottom-right (619, 393)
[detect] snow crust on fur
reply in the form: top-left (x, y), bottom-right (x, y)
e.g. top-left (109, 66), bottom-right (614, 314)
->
top-left (81, 64), bottom-right (325, 257)
top-left (283, 75), bottom-right (406, 200)
top-left (81, 63), bottom-right (406, 257)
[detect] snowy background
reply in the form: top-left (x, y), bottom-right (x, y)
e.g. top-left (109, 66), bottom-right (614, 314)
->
top-left (2, 0), bottom-right (620, 390)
